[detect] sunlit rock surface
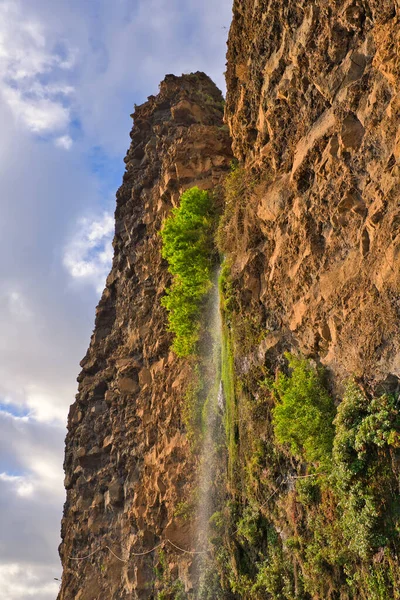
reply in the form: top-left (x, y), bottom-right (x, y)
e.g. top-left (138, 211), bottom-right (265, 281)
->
top-left (58, 73), bottom-right (232, 600)
top-left (225, 0), bottom-right (400, 388)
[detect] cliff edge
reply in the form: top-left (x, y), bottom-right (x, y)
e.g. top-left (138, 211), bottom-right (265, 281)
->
top-left (58, 72), bottom-right (232, 600)
top-left (59, 1), bottom-right (400, 598)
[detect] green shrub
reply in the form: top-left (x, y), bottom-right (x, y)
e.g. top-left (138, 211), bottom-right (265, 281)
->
top-left (236, 506), bottom-right (262, 546)
top-left (295, 477), bottom-right (321, 506)
top-left (272, 354), bottom-right (336, 466)
top-left (160, 187), bottom-right (216, 356)
top-left (253, 549), bottom-right (297, 599)
top-left (332, 380), bottom-right (400, 558)
top-left (333, 379), bottom-right (400, 479)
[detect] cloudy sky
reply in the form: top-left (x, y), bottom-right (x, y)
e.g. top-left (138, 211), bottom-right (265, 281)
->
top-left (0, 1), bottom-right (232, 597)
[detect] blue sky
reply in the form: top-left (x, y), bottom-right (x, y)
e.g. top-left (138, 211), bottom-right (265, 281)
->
top-left (0, 0), bottom-right (232, 597)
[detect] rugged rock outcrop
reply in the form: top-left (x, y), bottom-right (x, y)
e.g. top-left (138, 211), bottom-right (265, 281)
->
top-left (58, 72), bottom-right (232, 600)
top-left (225, 0), bottom-right (400, 391)
top-left (216, 1), bottom-right (400, 597)
top-left (59, 2), bottom-right (400, 598)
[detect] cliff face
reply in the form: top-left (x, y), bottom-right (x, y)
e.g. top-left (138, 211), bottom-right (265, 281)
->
top-left (59, 3), bottom-right (400, 598)
top-left (58, 73), bottom-right (232, 600)
top-left (225, 0), bottom-right (400, 388)
top-left (218, 1), bottom-right (400, 597)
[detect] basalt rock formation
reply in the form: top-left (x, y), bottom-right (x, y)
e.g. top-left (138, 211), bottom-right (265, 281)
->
top-left (58, 73), bottom-right (232, 600)
top-left (59, 1), bottom-right (400, 598)
top-left (219, 1), bottom-right (400, 597)
top-left (225, 0), bottom-right (400, 389)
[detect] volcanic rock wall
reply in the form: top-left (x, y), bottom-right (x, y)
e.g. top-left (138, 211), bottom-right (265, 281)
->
top-left (225, 0), bottom-right (400, 391)
top-left (216, 3), bottom-right (400, 597)
top-left (59, 1), bottom-right (400, 597)
top-left (58, 73), bottom-right (232, 600)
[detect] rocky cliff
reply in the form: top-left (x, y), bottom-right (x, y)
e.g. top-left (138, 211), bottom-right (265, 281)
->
top-left (58, 73), bottom-right (232, 600)
top-left (59, 2), bottom-right (400, 598)
top-left (225, 0), bottom-right (400, 387)
top-left (218, 1), bottom-right (400, 597)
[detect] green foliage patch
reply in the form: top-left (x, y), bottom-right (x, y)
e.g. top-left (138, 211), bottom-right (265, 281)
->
top-left (332, 380), bottom-right (400, 559)
top-left (161, 187), bottom-right (217, 356)
top-left (221, 320), bottom-right (237, 480)
top-left (272, 354), bottom-right (336, 467)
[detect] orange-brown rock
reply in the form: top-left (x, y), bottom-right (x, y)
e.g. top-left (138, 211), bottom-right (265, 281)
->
top-left (225, 0), bottom-right (400, 390)
top-left (59, 2), bottom-right (400, 597)
top-left (58, 72), bottom-right (232, 600)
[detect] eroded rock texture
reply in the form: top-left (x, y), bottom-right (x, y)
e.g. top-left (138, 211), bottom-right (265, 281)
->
top-left (225, 0), bottom-right (400, 390)
top-left (59, 2), bottom-right (400, 597)
top-left (58, 73), bottom-right (232, 600)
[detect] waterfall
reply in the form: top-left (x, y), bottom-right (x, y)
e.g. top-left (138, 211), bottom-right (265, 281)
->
top-left (194, 267), bottom-right (225, 598)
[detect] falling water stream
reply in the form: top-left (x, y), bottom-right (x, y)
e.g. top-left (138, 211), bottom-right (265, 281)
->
top-left (194, 268), bottom-right (226, 597)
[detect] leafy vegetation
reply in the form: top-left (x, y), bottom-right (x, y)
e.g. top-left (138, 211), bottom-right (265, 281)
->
top-left (272, 354), bottom-right (336, 467)
top-left (161, 187), bottom-right (217, 356)
top-left (155, 550), bottom-right (187, 599)
top-left (332, 380), bottom-right (400, 559)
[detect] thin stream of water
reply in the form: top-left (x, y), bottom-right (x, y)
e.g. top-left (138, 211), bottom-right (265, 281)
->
top-left (194, 269), bottom-right (225, 597)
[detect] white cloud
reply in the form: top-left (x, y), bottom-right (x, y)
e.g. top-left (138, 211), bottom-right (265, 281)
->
top-left (24, 384), bottom-right (68, 424)
top-left (0, 411), bottom-right (65, 498)
top-left (55, 134), bottom-right (73, 150)
top-left (0, 0), bottom-right (75, 137)
top-left (0, 564), bottom-right (60, 600)
top-left (0, 473), bottom-right (35, 498)
top-left (0, 4), bottom-right (51, 79)
top-left (0, 280), bottom-right (86, 424)
top-left (2, 87), bottom-right (70, 134)
top-left (63, 212), bottom-right (114, 292)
